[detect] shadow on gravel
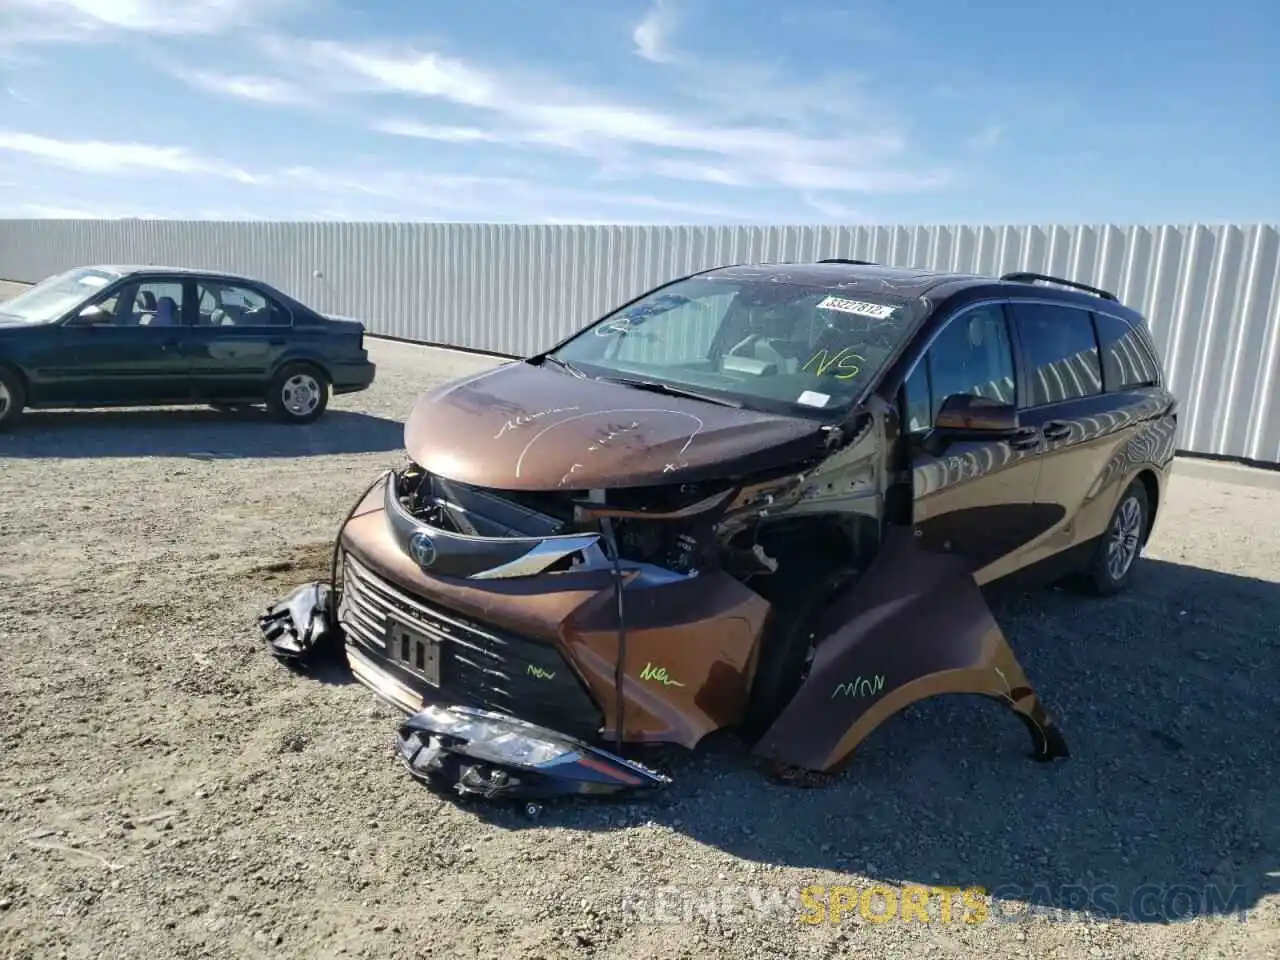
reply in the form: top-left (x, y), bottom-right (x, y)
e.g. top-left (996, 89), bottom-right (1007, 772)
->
top-left (0, 407), bottom-right (404, 458)
top-left (463, 558), bottom-right (1279, 924)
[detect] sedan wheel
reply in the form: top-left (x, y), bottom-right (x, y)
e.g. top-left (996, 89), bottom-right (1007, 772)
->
top-left (281, 374), bottom-right (321, 417)
top-left (266, 363), bottom-right (330, 424)
top-left (0, 368), bottom-right (25, 430)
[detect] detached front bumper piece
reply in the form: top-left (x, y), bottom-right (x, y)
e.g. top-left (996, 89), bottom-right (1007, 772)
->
top-left (395, 703), bottom-right (672, 800)
top-left (257, 581), bottom-right (338, 661)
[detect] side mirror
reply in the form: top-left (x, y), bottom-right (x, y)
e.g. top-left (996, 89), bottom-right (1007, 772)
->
top-left (934, 392), bottom-right (1019, 434)
top-left (921, 394), bottom-right (1019, 456)
top-left (75, 304), bottom-right (112, 325)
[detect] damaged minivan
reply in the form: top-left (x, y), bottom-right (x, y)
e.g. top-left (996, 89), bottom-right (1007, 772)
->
top-left (264, 260), bottom-right (1177, 793)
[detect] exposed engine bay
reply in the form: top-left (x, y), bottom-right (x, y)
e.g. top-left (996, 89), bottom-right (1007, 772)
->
top-left (388, 459), bottom-right (797, 585)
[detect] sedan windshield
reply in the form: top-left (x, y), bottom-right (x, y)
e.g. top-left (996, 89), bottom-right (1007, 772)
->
top-left (548, 275), bottom-right (921, 417)
top-left (0, 267), bottom-right (119, 324)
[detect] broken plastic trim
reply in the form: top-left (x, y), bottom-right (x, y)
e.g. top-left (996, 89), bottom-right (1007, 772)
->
top-left (257, 581), bottom-right (338, 661)
top-left (395, 704), bottom-right (672, 800)
top-left (259, 469), bottom-right (394, 661)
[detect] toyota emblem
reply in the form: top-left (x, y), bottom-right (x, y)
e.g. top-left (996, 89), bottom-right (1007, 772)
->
top-left (408, 531), bottom-right (437, 569)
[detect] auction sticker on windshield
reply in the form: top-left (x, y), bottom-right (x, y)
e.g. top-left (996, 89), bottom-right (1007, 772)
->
top-left (816, 296), bottom-right (896, 320)
top-left (796, 390), bottom-right (830, 408)
top-left (78, 275), bottom-right (109, 288)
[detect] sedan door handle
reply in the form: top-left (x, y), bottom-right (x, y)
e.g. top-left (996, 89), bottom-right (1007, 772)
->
top-left (1042, 420), bottom-right (1072, 441)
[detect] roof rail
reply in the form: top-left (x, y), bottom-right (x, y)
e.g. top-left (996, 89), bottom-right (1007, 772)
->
top-left (1000, 271), bottom-right (1118, 302)
top-left (818, 258), bottom-right (878, 266)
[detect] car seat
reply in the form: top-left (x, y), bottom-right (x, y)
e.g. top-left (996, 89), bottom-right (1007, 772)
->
top-left (726, 305), bottom-right (807, 374)
top-left (148, 296), bottom-right (178, 326)
top-left (131, 289), bottom-right (157, 325)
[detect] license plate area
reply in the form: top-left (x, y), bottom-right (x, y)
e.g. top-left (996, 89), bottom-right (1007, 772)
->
top-left (386, 619), bottom-right (441, 687)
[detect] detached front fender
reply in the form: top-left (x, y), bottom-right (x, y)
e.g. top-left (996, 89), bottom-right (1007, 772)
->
top-left (752, 525), bottom-right (1067, 773)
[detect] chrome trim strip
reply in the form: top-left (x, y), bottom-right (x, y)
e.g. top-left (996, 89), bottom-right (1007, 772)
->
top-left (383, 475), bottom-right (601, 579)
top-left (347, 644), bottom-right (424, 715)
top-left (468, 537), bottom-right (600, 580)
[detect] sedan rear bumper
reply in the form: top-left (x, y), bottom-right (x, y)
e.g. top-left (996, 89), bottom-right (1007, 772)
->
top-left (331, 360), bottom-right (376, 394)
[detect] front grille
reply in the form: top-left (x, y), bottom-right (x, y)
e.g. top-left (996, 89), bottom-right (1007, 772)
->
top-left (339, 552), bottom-right (603, 741)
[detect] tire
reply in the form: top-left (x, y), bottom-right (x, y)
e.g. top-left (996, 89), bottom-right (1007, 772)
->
top-left (740, 565), bottom-right (860, 743)
top-left (266, 363), bottom-right (329, 424)
top-left (1073, 479), bottom-right (1150, 596)
top-left (0, 366), bottom-right (26, 431)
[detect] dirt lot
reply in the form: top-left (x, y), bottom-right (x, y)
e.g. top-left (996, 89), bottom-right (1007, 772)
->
top-left (1, 280), bottom-right (1278, 959)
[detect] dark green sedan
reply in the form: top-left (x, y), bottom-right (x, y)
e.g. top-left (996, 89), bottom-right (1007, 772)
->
top-left (0, 265), bottom-right (377, 429)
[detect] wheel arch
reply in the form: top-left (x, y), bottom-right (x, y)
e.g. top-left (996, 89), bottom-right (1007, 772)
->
top-left (1132, 468), bottom-right (1160, 542)
top-left (0, 360), bottom-right (31, 402)
top-left (271, 354), bottom-right (333, 385)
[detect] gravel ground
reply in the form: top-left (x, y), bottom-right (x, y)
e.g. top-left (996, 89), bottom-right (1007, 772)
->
top-left (1, 279), bottom-right (1278, 959)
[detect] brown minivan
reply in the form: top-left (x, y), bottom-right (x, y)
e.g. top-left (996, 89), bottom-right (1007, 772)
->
top-left (283, 261), bottom-right (1178, 781)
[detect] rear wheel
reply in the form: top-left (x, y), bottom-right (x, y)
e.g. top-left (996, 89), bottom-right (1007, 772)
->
top-left (0, 367), bottom-right (26, 431)
top-left (1073, 479), bottom-right (1150, 596)
top-left (740, 565), bottom-right (860, 743)
top-left (266, 363), bottom-right (329, 424)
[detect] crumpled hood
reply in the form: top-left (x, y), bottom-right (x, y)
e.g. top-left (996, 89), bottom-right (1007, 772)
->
top-left (404, 361), bottom-right (828, 490)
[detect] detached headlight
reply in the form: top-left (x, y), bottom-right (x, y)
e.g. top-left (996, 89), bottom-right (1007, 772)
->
top-left (403, 704), bottom-right (578, 768)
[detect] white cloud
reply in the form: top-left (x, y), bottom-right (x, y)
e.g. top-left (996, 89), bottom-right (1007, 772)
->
top-left (255, 38), bottom-right (948, 196)
top-left (0, 4), bottom-right (957, 218)
top-left (632, 0), bottom-right (679, 63)
top-left (0, 128), bottom-right (778, 222)
top-left (296, 40), bottom-right (497, 107)
top-left (802, 193), bottom-right (871, 222)
top-left (172, 69), bottom-right (311, 106)
top-left (371, 120), bottom-right (502, 143)
top-left (2, 0), bottom-right (288, 37)
top-left (3, 200), bottom-right (171, 218)
top-left (0, 130), bottom-right (258, 181)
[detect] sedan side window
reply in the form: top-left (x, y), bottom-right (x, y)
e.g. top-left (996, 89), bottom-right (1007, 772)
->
top-left (197, 282), bottom-right (291, 327)
top-left (103, 281), bottom-right (185, 326)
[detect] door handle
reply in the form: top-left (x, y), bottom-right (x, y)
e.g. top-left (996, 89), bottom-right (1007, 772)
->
top-left (1042, 420), bottom-right (1071, 441)
top-left (1009, 427), bottom-right (1042, 450)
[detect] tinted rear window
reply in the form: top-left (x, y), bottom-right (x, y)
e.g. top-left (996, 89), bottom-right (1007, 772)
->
top-left (1093, 311), bottom-right (1161, 389)
top-left (1010, 302), bottom-right (1104, 406)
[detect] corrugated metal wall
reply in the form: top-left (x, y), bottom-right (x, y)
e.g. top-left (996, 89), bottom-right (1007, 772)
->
top-left (1, 220), bottom-right (1277, 463)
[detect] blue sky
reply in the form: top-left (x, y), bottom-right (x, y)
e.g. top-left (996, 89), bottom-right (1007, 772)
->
top-left (0, 0), bottom-right (1276, 224)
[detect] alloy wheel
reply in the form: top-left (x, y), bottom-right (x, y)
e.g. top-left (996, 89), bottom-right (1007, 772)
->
top-left (1106, 495), bottom-right (1143, 581)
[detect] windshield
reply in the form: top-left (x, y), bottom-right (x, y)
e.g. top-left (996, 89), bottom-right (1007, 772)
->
top-left (0, 267), bottom-right (119, 324)
top-left (549, 275), bottom-right (922, 417)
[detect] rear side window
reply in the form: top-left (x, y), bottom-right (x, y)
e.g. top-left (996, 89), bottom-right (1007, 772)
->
top-left (1010, 303), bottom-right (1103, 406)
top-left (1093, 312), bottom-right (1161, 390)
top-left (196, 280), bottom-right (292, 327)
